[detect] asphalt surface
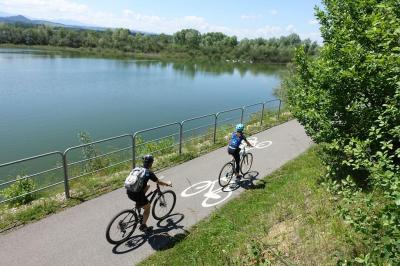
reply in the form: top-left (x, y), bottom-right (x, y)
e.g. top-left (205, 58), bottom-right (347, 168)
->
top-left (0, 120), bottom-right (313, 266)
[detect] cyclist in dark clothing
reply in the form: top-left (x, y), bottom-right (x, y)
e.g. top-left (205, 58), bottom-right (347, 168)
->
top-left (227, 124), bottom-right (253, 178)
top-left (126, 154), bottom-right (171, 232)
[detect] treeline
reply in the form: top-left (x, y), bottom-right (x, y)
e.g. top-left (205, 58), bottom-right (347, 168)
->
top-left (0, 24), bottom-right (318, 63)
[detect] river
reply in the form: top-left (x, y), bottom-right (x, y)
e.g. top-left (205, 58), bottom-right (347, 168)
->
top-left (0, 48), bottom-right (284, 164)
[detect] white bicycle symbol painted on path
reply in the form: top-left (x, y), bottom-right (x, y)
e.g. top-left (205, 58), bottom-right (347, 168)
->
top-left (242, 136), bottom-right (272, 150)
top-left (181, 179), bottom-right (233, 208)
top-left (180, 137), bottom-right (272, 208)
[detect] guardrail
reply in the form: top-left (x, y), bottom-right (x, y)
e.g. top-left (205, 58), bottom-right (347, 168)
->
top-left (0, 99), bottom-right (283, 204)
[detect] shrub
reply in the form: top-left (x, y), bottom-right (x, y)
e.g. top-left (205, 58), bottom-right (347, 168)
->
top-left (78, 131), bottom-right (109, 172)
top-left (1, 176), bottom-right (37, 206)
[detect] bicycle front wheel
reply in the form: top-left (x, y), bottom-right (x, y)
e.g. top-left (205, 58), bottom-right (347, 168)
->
top-left (106, 209), bottom-right (138, 244)
top-left (240, 153), bottom-right (253, 175)
top-left (152, 190), bottom-right (176, 220)
top-left (219, 162), bottom-right (235, 187)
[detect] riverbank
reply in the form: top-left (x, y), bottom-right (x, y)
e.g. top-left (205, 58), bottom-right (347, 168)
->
top-left (1, 43), bottom-right (281, 64)
top-left (0, 43), bottom-right (182, 60)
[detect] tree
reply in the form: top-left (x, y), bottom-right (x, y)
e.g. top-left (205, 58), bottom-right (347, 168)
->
top-left (173, 29), bottom-right (201, 48)
top-left (286, 0), bottom-right (400, 263)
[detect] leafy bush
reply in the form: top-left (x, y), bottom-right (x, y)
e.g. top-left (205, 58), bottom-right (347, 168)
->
top-left (1, 177), bottom-right (37, 206)
top-left (286, 0), bottom-right (400, 263)
top-left (78, 131), bottom-right (109, 172)
top-left (135, 135), bottom-right (176, 159)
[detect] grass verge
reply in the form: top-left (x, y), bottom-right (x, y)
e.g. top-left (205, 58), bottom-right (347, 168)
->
top-left (139, 146), bottom-right (363, 265)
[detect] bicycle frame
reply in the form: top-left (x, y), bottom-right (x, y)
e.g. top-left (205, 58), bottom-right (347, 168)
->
top-left (145, 184), bottom-right (162, 205)
top-left (240, 146), bottom-right (247, 160)
top-left (133, 184), bottom-right (162, 218)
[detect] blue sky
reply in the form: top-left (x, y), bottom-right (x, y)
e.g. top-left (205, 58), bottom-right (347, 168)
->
top-left (0, 0), bottom-right (323, 42)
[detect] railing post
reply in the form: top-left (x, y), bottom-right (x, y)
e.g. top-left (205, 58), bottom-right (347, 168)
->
top-left (132, 134), bottom-right (136, 168)
top-left (261, 102), bottom-right (265, 126)
top-left (132, 133), bottom-right (136, 169)
top-left (278, 100), bottom-right (282, 120)
top-left (213, 114), bottom-right (218, 144)
top-left (179, 123), bottom-right (183, 154)
top-left (62, 153), bottom-right (70, 199)
top-left (240, 107), bottom-right (244, 123)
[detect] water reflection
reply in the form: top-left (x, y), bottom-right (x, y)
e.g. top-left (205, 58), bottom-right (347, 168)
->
top-left (133, 59), bottom-right (286, 79)
top-left (0, 48), bottom-right (286, 79)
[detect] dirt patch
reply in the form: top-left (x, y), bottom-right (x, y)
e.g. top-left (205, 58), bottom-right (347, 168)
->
top-left (265, 219), bottom-right (300, 263)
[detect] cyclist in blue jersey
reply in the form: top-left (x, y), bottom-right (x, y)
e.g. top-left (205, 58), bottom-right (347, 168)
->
top-left (227, 123), bottom-right (253, 178)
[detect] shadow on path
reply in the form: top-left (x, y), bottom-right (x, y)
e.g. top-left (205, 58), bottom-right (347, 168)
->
top-left (112, 213), bottom-right (189, 254)
top-left (222, 171), bottom-right (266, 192)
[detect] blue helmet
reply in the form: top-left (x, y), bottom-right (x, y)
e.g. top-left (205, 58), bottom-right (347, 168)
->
top-left (235, 123), bottom-right (244, 132)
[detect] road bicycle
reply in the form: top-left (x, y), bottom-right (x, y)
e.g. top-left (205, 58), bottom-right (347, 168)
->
top-left (105, 184), bottom-right (176, 244)
top-left (218, 145), bottom-right (253, 187)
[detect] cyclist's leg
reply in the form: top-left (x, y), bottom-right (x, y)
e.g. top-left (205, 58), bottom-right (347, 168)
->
top-left (141, 203), bottom-right (151, 226)
top-left (141, 185), bottom-right (151, 224)
top-left (137, 191), bottom-right (152, 231)
top-left (233, 149), bottom-right (241, 176)
top-left (127, 190), bottom-right (152, 231)
top-left (228, 147), bottom-right (240, 176)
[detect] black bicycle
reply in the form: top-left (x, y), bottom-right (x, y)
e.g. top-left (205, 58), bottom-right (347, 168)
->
top-left (105, 184), bottom-right (176, 244)
top-left (218, 146), bottom-right (253, 187)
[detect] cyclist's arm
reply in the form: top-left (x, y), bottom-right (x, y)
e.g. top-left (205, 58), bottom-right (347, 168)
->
top-left (245, 140), bottom-right (253, 147)
top-left (149, 171), bottom-right (172, 187)
top-left (157, 180), bottom-right (172, 187)
top-left (242, 135), bottom-right (253, 147)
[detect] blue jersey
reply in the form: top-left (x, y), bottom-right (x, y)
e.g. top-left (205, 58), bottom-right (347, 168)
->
top-left (228, 132), bottom-right (246, 149)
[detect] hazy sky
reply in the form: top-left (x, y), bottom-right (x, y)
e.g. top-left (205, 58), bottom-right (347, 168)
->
top-left (0, 0), bottom-right (323, 42)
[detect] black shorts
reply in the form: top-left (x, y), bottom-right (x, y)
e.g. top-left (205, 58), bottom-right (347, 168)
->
top-left (228, 147), bottom-right (239, 155)
top-left (127, 190), bottom-right (149, 207)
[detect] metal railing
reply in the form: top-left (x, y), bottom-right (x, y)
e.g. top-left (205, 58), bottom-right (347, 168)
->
top-left (0, 99), bottom-right (283, 204)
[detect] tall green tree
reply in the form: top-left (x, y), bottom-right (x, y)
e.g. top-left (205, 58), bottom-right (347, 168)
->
top-left (173, 29), bottom-right (201, 48)
top-left (287, 0), bottom-right (400, 263)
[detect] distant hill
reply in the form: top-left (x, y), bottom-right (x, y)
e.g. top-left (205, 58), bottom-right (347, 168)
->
top-left (0, 15), bottom-right (152, 35)
top-left (0, 15), bottom-right (106, 31)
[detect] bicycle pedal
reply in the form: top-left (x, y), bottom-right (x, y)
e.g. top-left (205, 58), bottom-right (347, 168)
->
top-left (139, 225), bottom-right (153, 233)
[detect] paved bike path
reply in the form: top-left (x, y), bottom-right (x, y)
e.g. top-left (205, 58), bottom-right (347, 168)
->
top-left (0, 120), bottom-right (312, 266)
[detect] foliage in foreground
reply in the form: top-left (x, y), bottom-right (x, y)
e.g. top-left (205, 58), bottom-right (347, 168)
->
top-left (286, 0), bottom-right (400, 263)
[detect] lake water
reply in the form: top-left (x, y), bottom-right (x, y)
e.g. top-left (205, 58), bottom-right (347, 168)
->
top-left (0, 48), bottom-right (284, 164)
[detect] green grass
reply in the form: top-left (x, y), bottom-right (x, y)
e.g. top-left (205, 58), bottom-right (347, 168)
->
top-left (139, 146), bottom-right (362, 266)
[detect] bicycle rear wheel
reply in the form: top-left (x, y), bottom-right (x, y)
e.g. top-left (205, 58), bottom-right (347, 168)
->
top-left (152, 190), bottom-right (176, 220)
top-left (218, 162), bottom-right (235, 187)
top-left (240, 152), bottom-right (253, 175)
top-left (106, 209), bottom-right (138, 244)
